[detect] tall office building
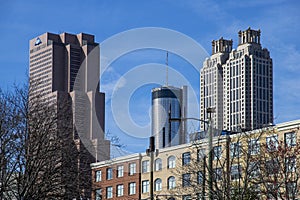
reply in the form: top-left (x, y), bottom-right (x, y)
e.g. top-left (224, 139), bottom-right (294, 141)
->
top-left (201, 28), bottom-right (273, 132)
top-left (29, 32), bottom-right (110, 198)
top-left (152, 86), bottom-right (187, 148)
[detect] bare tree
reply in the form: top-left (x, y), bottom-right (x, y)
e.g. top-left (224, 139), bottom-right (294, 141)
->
top-left (171, 126), bottom-right (300, 200)
top-left (0, 84), bottom-right (93, 199)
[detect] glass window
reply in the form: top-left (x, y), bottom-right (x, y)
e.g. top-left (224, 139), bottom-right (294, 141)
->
top-left (287, 182), bottom-right (297, 199)
top-left (182, 152), bottom-right (191, 165)
top-left (168, 156), bottom-right (176, 169)
top-left (129, 182), bottom-right (136, 195)
top-left (213, 146), bottom-right (222, 160)
top-left (230, 142), bottom-right (241, 158)
top-left (197, 149), bottom-right (205, 162)
top-left (117, 184), bottom-right (124, 197)
top-left (95, 170), bottom-right (101, 182)
top-left (142, 160), bottom-right (150, 173)
top-left (129, 163), bottom-right (136, 175)
top-left (155, 158), bottom-right (162, 171)
top-left (266, 135), bottom-right (278, 151)
top-left (95, 189), bottom-right (102, 200)
top-left (285, 132), bottom-right (296, 147)
top-left (198, 171), bottom-right (203, 184)
top-left (107, 168), bottom-right (113, 180)
top-left (286, 157), bottom-right (296, 172)
top-left (231, 165), bottom-right (241, 180)
top-left (183, 195), bottom-right (191, 200)
top-left (248, 162), bottom-right (260, 178)
top-left (265, 159), bottom-right (279, 175)
top-left (248, 139), bottom-right (260, 155)
top-left (168, 176), bottom-right (176, 189)
top-left (214, 168), bottom-right (222, 181)
top-left (117, 165), bottom-right (124, 178)
top-left (154, 178), bottom-right (162, 191)
top-left (142, 180), bottom-right (149, 193)
top-left (182, 173), bottom-right (191, 187)
top-left (106, 186), bottom-right (113, 199)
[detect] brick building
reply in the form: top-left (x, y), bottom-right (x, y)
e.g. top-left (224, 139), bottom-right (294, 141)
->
top-left (91, 153), bottom-right (141, 200)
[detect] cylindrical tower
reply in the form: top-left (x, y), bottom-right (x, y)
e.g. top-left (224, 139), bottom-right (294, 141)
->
top-left (151, 86), bottom-right (187, 149)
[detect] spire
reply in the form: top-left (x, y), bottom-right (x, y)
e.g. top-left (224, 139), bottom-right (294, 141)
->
top-left (166, 51), bottom-right (169, 86)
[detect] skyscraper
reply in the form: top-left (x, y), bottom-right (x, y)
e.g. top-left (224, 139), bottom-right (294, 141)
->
top-left (152, 86), bottom-right (187, 148)
top-left (29, 32), bottom-right (110, 198)
top-left (201, 28), bottom-right (273, 132)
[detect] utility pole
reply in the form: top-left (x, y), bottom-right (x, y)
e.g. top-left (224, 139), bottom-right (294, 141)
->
top-left (146, 136), bottom-right (155, 200)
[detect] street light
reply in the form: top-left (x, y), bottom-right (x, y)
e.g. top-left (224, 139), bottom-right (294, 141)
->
top-left (169, 107), bottom-right (215, 200)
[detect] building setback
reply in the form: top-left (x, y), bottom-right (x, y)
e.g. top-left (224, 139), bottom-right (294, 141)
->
top-left (201, 28), bottom-right (273, 132)
top-left (29, 32), bottom-right (110, 199)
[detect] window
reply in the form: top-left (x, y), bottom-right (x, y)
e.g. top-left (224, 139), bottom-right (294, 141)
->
top-left (107, 168), bottom-right (113, 180)
top-left (182, 173), bottom-right (191, 187)
top-left (129, 163), bottom-right (136, 175)
top-left (182, 152), bottom-right (191, 165)
top-left (231, 165), bottom-right (241, 180)
top-left (197, 149), bottom-right (205, 161)
top-left (248, 162), bottom-right (260, 177)
top-left (248, 139), bottom-right (260, 155)
top-left (142, 160), bottom-right (150, 173)
top-left (95, 189), bottom-right (102, 200)
top-left (230, 142), bottom-right (241, 158)
top-left (183, 195), bottom-right (191, 200)
top-left (117, 184), bottom-right (124, 197)
top-left (155, 158), bottom-right (162, 171)
top-left (266, 135), bottom-right (278, 151)
top-left (285, 132), bottom-right (296, 147)
top-left (198, 171), bottom-right (203, 184)
top-left (214, 168), bottom-right (222, 181)
top-left (129, 182), bottom-right (136, 195)
top-left (286, 157), bottom-right (296, 172)
top-left (95, 170), bottom-right (101, 182)
top-left (266, 159), bottom-right (279, 175)
top-left (168, 156), bottom-right (176, 168)
top-left (266, 183), bottom-right (279, 199)
top-left (213, 146), bottom-right (222, 160)
top-left (117, 165), bottom-right (124, 177)
top-left (154, 178), bottom-right (162, 191)
top-left (286, 182), bottom-right (297, 199)
top-left (142, 180), bottom-right (149, 193)
top-left (168, 176), bottom-right (176, 189)
top-left (106, 186), bottom-right (113, 199)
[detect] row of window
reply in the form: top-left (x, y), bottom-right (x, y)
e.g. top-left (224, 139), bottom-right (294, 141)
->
top-left (142, 176), bottom-right (176, 193)
top-left (97, 131), bottom-right (296, 181)
top-left (95, 163), bottom-right (137, 182)
top-left (95, 182), bottom-right (136, 199)
top-left (142, 156), bottom-right (176, 173)
top-left (212, 132), bottom-right (296, 160)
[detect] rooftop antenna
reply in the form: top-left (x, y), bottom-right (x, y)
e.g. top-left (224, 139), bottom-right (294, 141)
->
top-left (166, 51), bottom-right (169, 86)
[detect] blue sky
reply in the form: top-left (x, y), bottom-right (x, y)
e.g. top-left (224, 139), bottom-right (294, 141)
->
top-left (1, 0), bottom-right (300, 154)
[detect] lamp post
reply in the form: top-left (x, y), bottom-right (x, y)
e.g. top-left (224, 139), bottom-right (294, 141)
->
top-left (206, 107), bottom-right (215, 200)
top-left (169, 107), bottom-right (215, 200)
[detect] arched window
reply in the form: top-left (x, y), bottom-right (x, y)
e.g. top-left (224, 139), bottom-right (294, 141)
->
top-left (154, 178), bottom-right (162, 191)
top-left (168, 156), bottom-right (176, 169)
top-left (155, 158), bottom-right (162, 171)
top-left (168, 176), bottom-right (176, 189)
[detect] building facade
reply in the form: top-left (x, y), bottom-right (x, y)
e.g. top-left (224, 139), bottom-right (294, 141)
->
top-left (152, 86), bottom-right (187, 149)
top-left (29, 32), bottom-right (110, 198)
top-left (201, 28), bottom-right (273, 132)
top-left (91, 154), bottom-right (141, 200)
top-left (91, 119), bottom-right (300, 200)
